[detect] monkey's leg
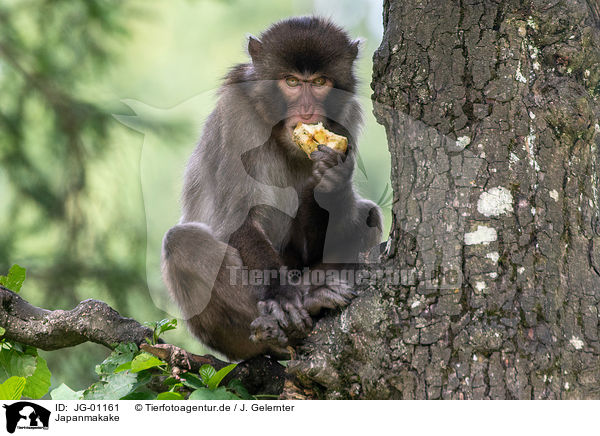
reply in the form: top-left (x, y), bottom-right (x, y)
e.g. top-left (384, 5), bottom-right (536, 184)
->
top-left (161, 222), bottom-right (289, 360)
top-left (228, 207), bottom-right (312, 345)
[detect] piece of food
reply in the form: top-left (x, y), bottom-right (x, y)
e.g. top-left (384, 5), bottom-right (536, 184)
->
top-left (292, 122), bottom-right (348, 158)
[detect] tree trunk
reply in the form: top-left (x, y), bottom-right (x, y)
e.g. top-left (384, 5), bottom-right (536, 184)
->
top-left (289, 0), bottom-right (600, 399)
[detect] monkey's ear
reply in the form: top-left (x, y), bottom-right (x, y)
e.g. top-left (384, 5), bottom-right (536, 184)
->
top-left (349, 38), bottom-right (364, 60)
top-left (247, 35), bottom-right (263, 62)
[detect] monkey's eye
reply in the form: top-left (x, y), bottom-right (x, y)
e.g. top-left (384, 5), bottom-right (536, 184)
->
top-left (285, 76), bottom-right (300, 87)
top-left (312, 77), bottom-right (327, 86)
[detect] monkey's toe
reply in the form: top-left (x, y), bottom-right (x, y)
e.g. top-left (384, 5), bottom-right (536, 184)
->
top-left (259, 297), bottom-right (312, 334)
top-left (282, 301), bottom-right (312, 332)
top-left (303, 280), bottom-right (358, 316)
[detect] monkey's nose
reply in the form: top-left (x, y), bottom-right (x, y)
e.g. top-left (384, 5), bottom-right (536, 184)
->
top-left (300, 103), bottom-right (314, 115)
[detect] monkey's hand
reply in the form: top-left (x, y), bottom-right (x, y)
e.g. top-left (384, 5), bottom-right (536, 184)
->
top-left (250, 285), bottom-right (312, 345)
top-left (303, 276), bottom-right (357, 316)
top-left (309, 145), bottom-right (353, 193)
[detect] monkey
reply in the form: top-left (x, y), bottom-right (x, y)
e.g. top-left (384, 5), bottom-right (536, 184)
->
top-left (161, 16), bottom-right (382, 360)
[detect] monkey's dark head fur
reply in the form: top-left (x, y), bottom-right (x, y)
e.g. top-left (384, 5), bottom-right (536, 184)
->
top-left (248, 16), bottom-right (359, 93)
top-left (225, 16), bottom-right (361, 129)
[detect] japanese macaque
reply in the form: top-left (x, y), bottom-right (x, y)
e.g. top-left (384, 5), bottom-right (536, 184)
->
top-left (161, 17), bottom-right (382, 360)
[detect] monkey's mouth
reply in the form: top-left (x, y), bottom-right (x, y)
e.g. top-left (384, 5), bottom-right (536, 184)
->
top-left (287, 114), bottom-right (324, 125)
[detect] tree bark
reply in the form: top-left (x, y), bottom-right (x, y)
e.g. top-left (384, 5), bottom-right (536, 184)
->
top-left (0, 285), bottom-right (156, 350)
top-left (289, 0), bottom-right (600, 399)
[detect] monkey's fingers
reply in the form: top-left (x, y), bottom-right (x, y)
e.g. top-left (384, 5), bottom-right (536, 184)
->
top-left (310, 146), bottom-right (344, 167)
top-left (303, 284), bottom-right (358, 316)
top-left (283, 301), bottom-right (313, 332)
top-left (257, 300), bottom-right (286, 324)
top-left (317, 143), bottom-right (347, 158)
top-left (263, 299), bottom-right (289, 328)
top-left (324, 278), bottom-right (358, 298)
top-left (303, 289), bottom-right (349, 314)
top-left (310, 148), bottom-right (353, 192)
top-left (310, 161), bottom-right (336, 187)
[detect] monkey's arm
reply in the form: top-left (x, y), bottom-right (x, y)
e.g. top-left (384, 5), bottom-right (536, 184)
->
top-left (299, 141), bottom-right (382, 258)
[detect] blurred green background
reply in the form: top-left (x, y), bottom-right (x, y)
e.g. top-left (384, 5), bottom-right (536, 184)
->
top-left (0, 0), bottom-right (390, 392)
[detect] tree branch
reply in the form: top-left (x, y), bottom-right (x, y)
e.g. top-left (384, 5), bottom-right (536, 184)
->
top-left (0, 285), bottom-right (287, 396)
top-left (0, 285), bottom-right (155, 350)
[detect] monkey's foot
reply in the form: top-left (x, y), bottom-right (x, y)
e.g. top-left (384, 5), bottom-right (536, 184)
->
top-left (249, 313), bottom-right (288, 345)
top-left (250, 296), bottom-right (312, 344)
top-left (303, 278), bottom-right (357, 316)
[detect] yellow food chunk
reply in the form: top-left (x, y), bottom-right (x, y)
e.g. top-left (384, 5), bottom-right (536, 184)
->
top-left (292, 122), bottom-right (348, 158)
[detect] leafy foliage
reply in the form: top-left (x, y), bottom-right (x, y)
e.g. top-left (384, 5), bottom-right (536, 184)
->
top-left (145, 318), bottom-right (178, 345)
top-left (188, 386), bottom-right (240, 400)
top-left (50, 383), bottom-right (83, 400)
top-left (0, 344), bottom-right (51, 400)
top-left (50, 343), bottom-right (250, 400)
top-left (204, 364), bottom-right (237, 390)
top-left (50, 314), bottom-right (248, 400)
top-left (0, 377), bottom-right (27, 400)
top-left (0, 264), bottom-right (26, 293)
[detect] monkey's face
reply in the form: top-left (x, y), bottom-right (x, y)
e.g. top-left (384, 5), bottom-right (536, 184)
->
top-left (278, 73), bottom-right (332, 131)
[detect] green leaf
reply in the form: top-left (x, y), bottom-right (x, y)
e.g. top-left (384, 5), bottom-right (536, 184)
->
top-left (163, 376), bottom-right (182, 387)
top-left (207, 364), bottom-right (236, 390)
top-left (0, 376), bottom-right (26, 400)
top-left (95, 343), bottom-right (137, 375)
top-left (51, 383), bottom-right (84, 400)
top-left (130, 353), bottom-right (165, 373)
top-left (0, 347), bottom-right (50, 399)
top-left (0, 348), bottom-right (37, 382)
top-left (0, 264), bottom-right (26, 293)
top-left (130, 370), bottom-right (153, 392)
top-left (22, 356), bottom-right (51, 399)
top-left (227, 379), bottom-right (253, 400)
top-left (144, 318), bottom-right (177, 344)
top-left (158, 318), bottom-right (177, 334)
top-left (375, 183), bottom-right (393, 208)
top-left (120, 391), bottom-right (156, 400)
top-left (0, 327), bottom-right (5, 337)
top-left (84, 371), bottom-right (138, 400)
top-left (188, 386), bottom-right (239, 400)
top-left (10, 342), bottom-right (25, 353)
top-left (156, 391), bottom-right (184, 400)
top-left (199, 364), bottom-right (216, 385)
top-left (179, 373), bottom-right (205, 390)
top-left (114, 361), bottom-right (132, 373)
